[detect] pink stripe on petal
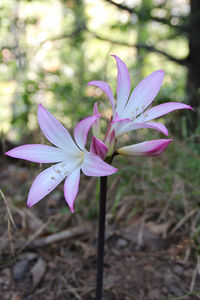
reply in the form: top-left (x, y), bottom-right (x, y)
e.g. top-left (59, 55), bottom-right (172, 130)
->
top-left (64, 167), bottom-right (80, 213)
top-left (140, 102), bottom-right (193, 122)
top-left (74, 114), bottom-right (101, 150)
top-left (124, 70), bottom-right (164, 116)
top-left (5, 144), bottom-right (72, 163)
top-left (90, 136), bottom-right (108, 159)
top-left (118, 139), bottom-right (172, 157)
top-left (88, 81), bottom-right (115, 112)
top-left (27, 163), bottom-right (66, 207)
top-left (92, 102), bottom-right (100, 138)
top-left (82, 152), bottom-right (118, 177)
top-left (112, 55), bottom-right (131, 115)
top-left (93, 102), bottom-right (99, 115)
top-left (38, 104), bottom-right (77, 153)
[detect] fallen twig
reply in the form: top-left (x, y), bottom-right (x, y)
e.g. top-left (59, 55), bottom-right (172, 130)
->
top-left (31, 223), bottom-right (91, 247)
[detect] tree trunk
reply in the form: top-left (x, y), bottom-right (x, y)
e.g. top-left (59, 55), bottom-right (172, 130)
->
top-left (186, 0), bottom-right (200, 136)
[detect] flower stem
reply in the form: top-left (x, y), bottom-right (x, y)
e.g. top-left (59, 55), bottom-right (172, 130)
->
top-left (96, 176), bottom-right (107, 300)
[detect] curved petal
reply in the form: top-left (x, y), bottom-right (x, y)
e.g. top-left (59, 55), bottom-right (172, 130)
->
top-left (138, 102), bottom-right (193, 122)
top-left (112, 112), bottom-right (130, 124)
top-left (117, 139), bottom-right (172, 157)
top-left (92, 102), bottom-right (101, 138)
top-left (145, 122), bottom-right (168, 136)
top-left (111, 116), bottom-right (131, 137)
top-left (124, 70), bottom-right (164, 117)
top-left (27, 163), bottom-right (65, 207)
top-left (90, 136), bottom-right (108, 159)
top-left (82, 152), bottom-right (118, 177)
top-left (64, 167), bottom-right (80, 213)
top-left (88, 81), bottom-right (115, 113)
top-left (5, 144), bottom-right (72, 163)
top-left (27, 160), bottom-right (82, 207)
top-left (74, 114), bottom-right (101, 150)
top-left (38, 104), bottom-right (78, 153)
top-left (104, 129), bottom-right (116, 156)
top-left (112, 55), bottom-right (131, 115)
top-left (117, 121), bottom-right (168, 136)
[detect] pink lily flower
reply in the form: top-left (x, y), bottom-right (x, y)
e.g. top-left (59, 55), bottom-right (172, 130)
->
top-left (88, 55), bottom-right (192, 137)
top-left (5, 104), bottom-right (117, 213)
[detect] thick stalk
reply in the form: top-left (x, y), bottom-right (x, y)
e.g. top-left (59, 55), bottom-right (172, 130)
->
top-left (96, 176), bottom-right (107, 300)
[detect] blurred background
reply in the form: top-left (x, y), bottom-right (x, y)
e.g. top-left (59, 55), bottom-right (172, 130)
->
top-left (0, 0), bottom-right (200, 299)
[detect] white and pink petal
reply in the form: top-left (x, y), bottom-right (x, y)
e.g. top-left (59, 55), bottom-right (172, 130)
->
top-left (81, 152), bottom-right (118, 177)
top-left (117, 121), bottom-right (168, 136)
top-left (64, 167), bottom-right (81, 213)
top-left (124, 70), bottom-right (164, 117)
top-left (74, 114), bottom-right (101, 150)
top-left (138, 102), bottom-right (193, 122)
top-left (90, 136), bottom-right (108, 160)
top-left (112, 55), bottom-right (131, 115)
top-left (38, 104), bottom-right (78, 153)
top-left (27, 158), bottom-right (82, 207)
top-left (5, 144), bottom-right (72, 163)
top-left (27, 163), bottom-right (66, 207)
top-left (88, 81), bottom-right (115, 113)
top-left (117, 139), bottom-right (172, 157)
top-left (92, 102), bottom-right (101, 138)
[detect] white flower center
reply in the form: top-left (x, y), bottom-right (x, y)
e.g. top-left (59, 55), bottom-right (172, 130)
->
top-left (50, 151), bottom-right (85, 180)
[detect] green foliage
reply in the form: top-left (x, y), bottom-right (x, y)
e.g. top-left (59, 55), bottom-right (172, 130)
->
top-left (1, 0), bottom-right (197, 141)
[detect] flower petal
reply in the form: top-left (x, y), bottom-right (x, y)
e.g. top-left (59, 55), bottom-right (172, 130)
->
top-left (82, 152), bottom-right (118, 176)
top-left (38, 104), bottom-right (78, 153)
top-left (138, 102), bottom-right (193, 122)
top-left (90, 136), bottom-right (108, 159)
top-left (145, 122), bottom-right (168, 136)
top-left (27, 159), bottom-right (81, 207)
top-left (92, 102), bottom-right (101, 138)
top-left (112, 55), bottom-right (131, 115)
top-left (88, 81), bottom-right (115, 112)
top-left (117, 121), bottom-right (168, 136)
top-left (74, 114), bottom-right (101, 150)
top-left (64, 167), bottom-right (80, 213)
top-left (117, 139), bottom-right (172, 157)
top-left (5, 144), bottom-right (73, 163)
top-left (27, 164), bottom-right (65, 207)
top-left (111, 116), bottom-right (130, 137)
top-left (104, 129), bottom-right (116, 156)
top-left (123, 70), bottom-right (164, 117)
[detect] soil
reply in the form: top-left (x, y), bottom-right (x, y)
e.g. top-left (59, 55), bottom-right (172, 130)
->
top-left (0, 157), bottom-right (200, 300)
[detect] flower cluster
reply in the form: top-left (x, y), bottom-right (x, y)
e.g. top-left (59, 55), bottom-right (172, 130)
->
top-left (88, 55), bottom-right (192, 159)
top-left (6, 55), bottom-right (192, 212)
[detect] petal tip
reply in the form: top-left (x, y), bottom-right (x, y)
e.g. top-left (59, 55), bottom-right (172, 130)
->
top-left (155, 69), bottom-right (165, 79)
top-left (38, 103), bottom-right (43, 108)
top-left (27, 201), bottom-right (33, 208)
